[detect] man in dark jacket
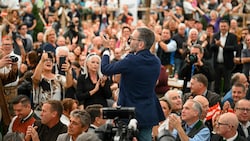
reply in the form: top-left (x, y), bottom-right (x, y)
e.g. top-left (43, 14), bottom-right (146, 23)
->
top-left (101, 27), bottom-right (165, 141)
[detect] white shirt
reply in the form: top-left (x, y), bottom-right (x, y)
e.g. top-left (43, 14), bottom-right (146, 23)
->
top-left (240, 121), bottom-right (250, 138)
top-left (217, 32), bottom-right (228, 63)
top-left (226, 131), bottom-right (238, 141)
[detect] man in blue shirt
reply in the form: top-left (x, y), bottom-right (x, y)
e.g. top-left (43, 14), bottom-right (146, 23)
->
top-left (101, 27), bottom-right (165, 141)
top-left (169, 99), bottom-right (210, 141)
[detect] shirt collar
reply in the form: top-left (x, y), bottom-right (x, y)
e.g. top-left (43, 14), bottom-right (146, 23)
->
top-left (226, 131), bottom-right (238, 141)
top-left (220, 32), bottom-right (228, 37)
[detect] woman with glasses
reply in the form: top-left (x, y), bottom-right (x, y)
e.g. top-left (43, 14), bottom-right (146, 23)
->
top-left (76, 53), bottom-right (112, 108)
top-left (32, 52), bottom-right (73, 114)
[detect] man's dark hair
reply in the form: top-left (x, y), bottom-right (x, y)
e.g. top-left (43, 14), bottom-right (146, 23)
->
top-left (233, 82), bottom-right (246, 93)
top-left (137, 27), bottom-right (155, 50)
top-left (12, 95), bottom-right (30, 106)
top-left (86, 104), bottom-right (103, 124)
top-left (17, 23), bottom-right (27, 30)
top-left (192, 44), bottom-right (204, 54)
top-left (44, 100), bottom-right (63, 117)
top-left (206, 24), bottom-right (215, 31)
top-left (220, 19), bottom-right (229, 25)
top-left (191, 73), bottom-right (208, 87)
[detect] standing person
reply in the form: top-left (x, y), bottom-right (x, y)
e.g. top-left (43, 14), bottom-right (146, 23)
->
top-left (101, 27), bottom-right (165, 141)
top-left (0, 52), bottom-right (18, 136)
top-left (211, 20), bottom-right (238, 95)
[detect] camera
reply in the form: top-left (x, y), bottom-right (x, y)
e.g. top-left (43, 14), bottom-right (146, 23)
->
top-left (10, 56), bottom-right (18, 62)
top-left (95, 107), bottom-right (137, 141)
top-left (157, 129), bottom-right (175, 141)
top-left (188, 54), bottom-right (198, 64)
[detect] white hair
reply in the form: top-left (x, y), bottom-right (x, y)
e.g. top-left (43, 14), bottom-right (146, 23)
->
top-left (83, 53), bottom-right (103, 79)
top-left (55, 46), bottom-right (69, 57)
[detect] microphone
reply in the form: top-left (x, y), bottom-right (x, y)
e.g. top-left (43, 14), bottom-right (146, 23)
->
top-left (128, 119), bottom-right (137, 131)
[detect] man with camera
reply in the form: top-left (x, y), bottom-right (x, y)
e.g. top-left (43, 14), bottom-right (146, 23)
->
top-left (179, 44), bottom-right (214, 92)
top-left (0, 36), bottom-right (21, 108)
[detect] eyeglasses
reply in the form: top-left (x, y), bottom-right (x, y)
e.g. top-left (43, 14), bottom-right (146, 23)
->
top-left (127, 36), bottom-right (142, 45)
top-left (217, 122), bottom-right (229, 126)
top-left (236, 107), bottom-right (250, 112)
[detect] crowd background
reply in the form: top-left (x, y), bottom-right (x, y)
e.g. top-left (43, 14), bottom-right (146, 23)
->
top-left (0, 0), bottom-right (250, 140)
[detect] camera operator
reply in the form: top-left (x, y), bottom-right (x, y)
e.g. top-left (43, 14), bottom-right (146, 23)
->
top-left (63, 17), bottom-right (85, 48)
top-left (179, 44), bottom-right (214, 92)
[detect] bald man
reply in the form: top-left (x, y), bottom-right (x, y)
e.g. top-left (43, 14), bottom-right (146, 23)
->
top-left (211, 112), bottom-right (247, 141)
top-left (234, 99), bottom-right (250, 140)
top-left (193, 95), bottom-right (209, 120)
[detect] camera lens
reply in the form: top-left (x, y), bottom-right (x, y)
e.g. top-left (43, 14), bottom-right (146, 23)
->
top-left (10, 56), bottom-right (18, 62)
top-left (189, 54), bottom-right (198, 64)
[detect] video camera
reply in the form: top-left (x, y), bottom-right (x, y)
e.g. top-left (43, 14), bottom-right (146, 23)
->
top-left (95, 107), bottom-right (138, 141)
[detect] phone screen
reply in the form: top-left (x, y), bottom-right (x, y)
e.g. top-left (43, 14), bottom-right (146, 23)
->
top-left (59, 56), bottom-right (66, 75)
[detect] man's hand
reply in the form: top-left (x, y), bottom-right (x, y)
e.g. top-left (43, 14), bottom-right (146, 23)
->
top-left (0, 55), bottom-right (12, 68)
top-left (25, 125), bottom-right (39, 141)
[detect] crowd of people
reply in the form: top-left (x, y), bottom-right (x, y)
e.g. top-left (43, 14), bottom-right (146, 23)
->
top-left (0, 0), bottom-right (250, 141)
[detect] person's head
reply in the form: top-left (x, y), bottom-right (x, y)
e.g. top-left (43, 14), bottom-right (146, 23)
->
top-left (68, 109), bottom-right (91, 139)
top-left (241, 28), bottom-right (249, 40)
top-left (44, 28), bottom-right (57, 43)
top-left (78, 55), bottom-right (86, 67)
top-left (188, 28), bottom-right (198, 41)
top-left (3, 132), bottom-right (24, 141)
top-left (83, 53), bottom-right (102, 79)
top-left (230, 19), bottom-right (238, 29)
top-left (245, 34), bottom-right (250, 47)
top-left (234, 99), bottom-right (250, 125)
top-left (12, 95), bottom-right (31, 119)
top-left (42, 52), bottom-right (54, 72)
top-left (37, 32), bottom-right (44, 42)
top-left (40, 100), bottom-right (63, 128)
top-left (114, 48), bottom-right (122, 60)
top-left (178, 23), bottom-right (186, 36)
top-left (161, 28), bottom-right (172, 41)
top-left (195, 21), bottom-right (203, 31)
top-left (216, 112), bottom-right (238, 139)
top-left (193, 95), bottom-right (209, 120)
top-left (26, 51), bottom-right (38, 68)
top-left (181, 99), bottom-right (202, 125)
top-left (210, 10), bottom-right (218, 20)
top-left (122, 26), bottom-right (131, 39)
top-left (76, 132), bottom-right (101, 141)
top-left (164, 89), bottom-right (182, 113)
top-left (230, 73), bottom-right (249, 92)
top-left (159, 97), bottom-right (172, 118)
top-left (56, 36), bottom-right (66, 46)
top-left (219, 20), bottom-right (230, 35)
top-left (62, 98), bottom-right (78, 118)
top-left (129, 27), bottom-right (155, 53)
top-left (190, 44), bottom-right (204, 61)
top-left (206, 24), bottom-right (215, 36)
top-left (232, 82), bottom-right (246, 103)
top-left (1, 36), bottom-right (14, 55)
top-left (85, 104), bottom-right (106, 127)
top-left (55, 46), bottom-right (69, 64)
top-left (190, 74), bottom-right (208, 95)
top-left (18, 23), bottom-right (28, 36)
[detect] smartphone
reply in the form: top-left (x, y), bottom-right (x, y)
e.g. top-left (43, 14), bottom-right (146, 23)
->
top-left (59, 56), bottom-right (66, 75)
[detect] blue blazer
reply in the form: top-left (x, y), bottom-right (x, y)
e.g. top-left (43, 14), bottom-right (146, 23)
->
top-left (101, 50), bottom-right (165, 128)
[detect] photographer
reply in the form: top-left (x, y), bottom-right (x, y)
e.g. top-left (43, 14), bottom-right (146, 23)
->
top-left (63, 17), bottom-right (85, 48)
top-left (179, 44), bottom-right (214, 92)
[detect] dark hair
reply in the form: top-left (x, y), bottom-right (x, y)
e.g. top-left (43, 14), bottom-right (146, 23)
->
top-left (137, 27), bottom-right (155, 50)
top-left (206, 24), bottom-right (215, 31)
top-left (27, 51), bottom-right (39, 66)
top-left (191, 44), bottom-right (204, 54)
top-left (12, 95), bottom-right (30, 106)
top-left (232, 82), bottom-right (246, 93)
top-left (122, 26), bottom-right (131, 32)
top-left (17, 23), bottom-right (27, 30)
top-left (220, 19), bottom-right (229, 25)
top-left (85, 104), bottom-right (103, 124)
top-left (191, 73), bottom-right (208, 87)
top-left (44, 100), bottom-right (63, 117)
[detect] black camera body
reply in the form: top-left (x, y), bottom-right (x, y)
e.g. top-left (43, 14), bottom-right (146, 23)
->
top-left (188, 54), bottom-right (198, 64)
top-left (95, 107), bottom-right (137, 141)
top-left (10, 56), bottom-right (18, 62)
